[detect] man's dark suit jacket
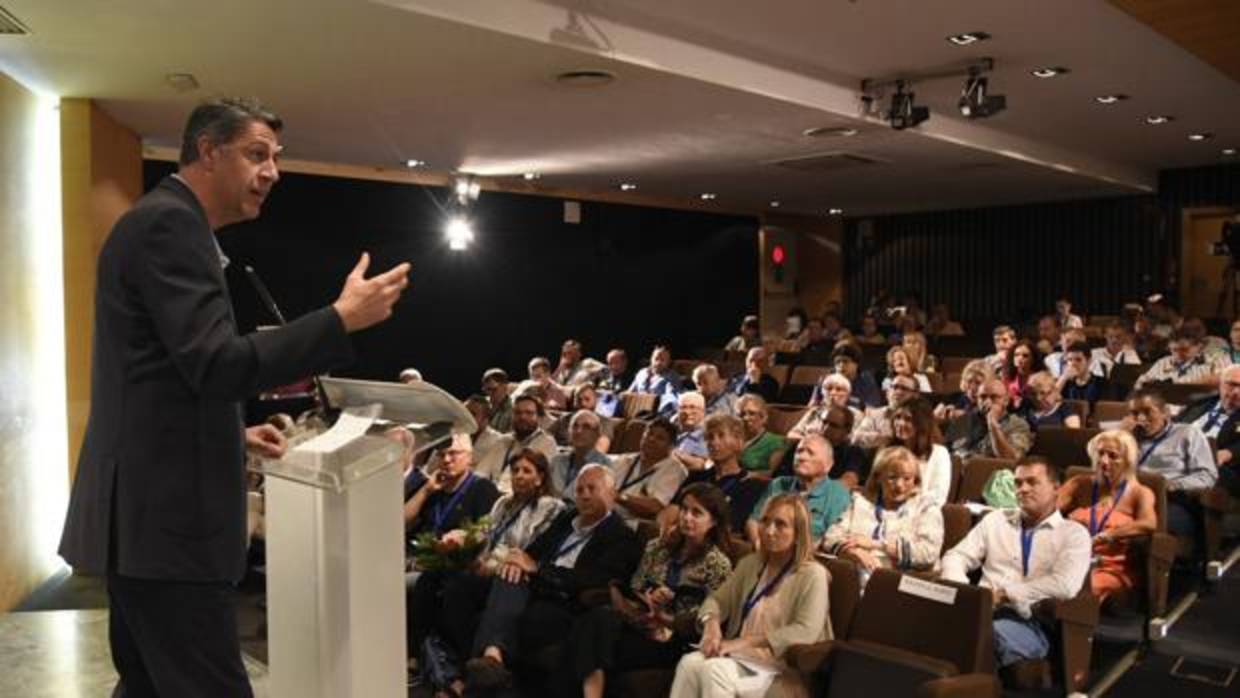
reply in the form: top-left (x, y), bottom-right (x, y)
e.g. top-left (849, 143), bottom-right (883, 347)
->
top-left (59, 176), bottom-right (354, 583)
top-left (525, 508), bottom-right (641, 598)
top-left (1176, 396), bottom-right (1240, 453)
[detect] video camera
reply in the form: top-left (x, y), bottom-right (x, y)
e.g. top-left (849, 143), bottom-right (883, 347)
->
top-left (1210, 220), bottom-right (1240, 263)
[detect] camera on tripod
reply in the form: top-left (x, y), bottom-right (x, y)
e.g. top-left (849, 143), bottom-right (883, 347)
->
top-left (1209, 220), bottom-right (1240, 263)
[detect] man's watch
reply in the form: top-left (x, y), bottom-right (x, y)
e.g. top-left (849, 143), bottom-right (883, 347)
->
top-left (698, 612), bottom-right (715, 629)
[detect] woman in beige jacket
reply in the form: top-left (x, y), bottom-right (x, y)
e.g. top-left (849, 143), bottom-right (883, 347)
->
top-left (671, 494), bottom-right (830, 698)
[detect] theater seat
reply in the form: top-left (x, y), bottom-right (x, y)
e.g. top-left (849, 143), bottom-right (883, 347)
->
top-left (789, 568), bottom-right (999, 698)
top-left (613, 418), bottom-right (649, 453)
top-left (1028, 426), bottom-right (1101, 470)
top-left (617, 392), bottom-right (656, 419)
top-left (1089, 400), bottom-right (1129, 426)
top-left (953, 457), bottom-right (1015, 504)
top-left (767, 404), bottom-right (809, 435)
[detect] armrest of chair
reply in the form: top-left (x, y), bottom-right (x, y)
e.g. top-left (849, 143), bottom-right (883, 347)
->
top-left (836, 640), bottom-right (959, 677)
top-left (1055, 592), bottom-right (1100, 626)
top-left (785, 640), bottom-right (839, 675)
top-left (915, 673), bottom-right (1002, 698)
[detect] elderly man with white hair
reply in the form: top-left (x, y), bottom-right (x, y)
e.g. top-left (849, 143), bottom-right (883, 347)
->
top-left (671, 391), bottom-right (710, 471)
top-left (1177, 363), bottom-right (1240, 499)
top-left (549, 410), bottom-right (612, 497)
top-left (692, 363), bottom-right (737, 417)
top-left (746, 433), bottom-right (851, 545)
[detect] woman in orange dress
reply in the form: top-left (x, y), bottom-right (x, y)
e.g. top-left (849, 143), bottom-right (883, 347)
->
top-left (1057, 429), bottom-right (1157, 606)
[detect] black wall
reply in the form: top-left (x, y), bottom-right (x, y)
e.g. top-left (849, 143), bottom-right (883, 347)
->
top-left (144, 162), bottom-right (759, 398)
top-left (843, 163), bottom-right (1240, 326)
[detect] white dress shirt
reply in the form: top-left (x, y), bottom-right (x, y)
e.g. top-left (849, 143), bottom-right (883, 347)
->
top-left (941, 509), bottom-right (1091, 618)
top-left (919, 444), bottom-right (953, 507)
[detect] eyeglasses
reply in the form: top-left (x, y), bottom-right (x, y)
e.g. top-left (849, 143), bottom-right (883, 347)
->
top-left (825, 420), bottom-right (850, 428)
top-left (890, 384), bottom-right (916, 392)
top-left (979, 392), bottom-right (1007, 400)
top-left (739, 410), bottom-right (764, 417)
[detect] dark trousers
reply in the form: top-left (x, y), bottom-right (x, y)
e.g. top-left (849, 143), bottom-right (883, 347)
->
top-left (471, 578), bottom-right (531, 658)
top-left (107, 573), bottom-right (251, 698)
top-left (1168, 490), bottom-right (1207, 560)
top-left (566, 606), bottom-right (686, 682)
top-left (439, 573), bottom-right (497, 659)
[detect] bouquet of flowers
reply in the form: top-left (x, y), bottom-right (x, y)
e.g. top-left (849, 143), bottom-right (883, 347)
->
top-left (409, 517), bottom-right (491, 572)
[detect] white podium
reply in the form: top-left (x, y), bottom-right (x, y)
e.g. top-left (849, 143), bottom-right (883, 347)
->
top-left (257, 377), bottom-right (475, 698)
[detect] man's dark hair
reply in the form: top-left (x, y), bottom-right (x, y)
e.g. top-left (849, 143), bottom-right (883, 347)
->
top-left (513, 393), bottom-right (546, 417)
top-left (1065, 342), bottom-right (1091, 358)
top-left (179, 98), bottom-right (283, 166)
top-left (1015, 455), bottom-right (1060, 484)
top-left (646, 417), bottom-right (678, 443)
top-left (831, 343), bottom-right (862, 364)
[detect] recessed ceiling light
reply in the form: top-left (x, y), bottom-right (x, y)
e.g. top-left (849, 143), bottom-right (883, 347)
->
top-left (828, 208), bottom-right (844, 216)
top-left (1223, 148), bottom-right (1237, 156)
top-left (803, 126), bottom-right (859, 138)
top-left (700, 193), bottom-right (717, 201)
top-left (618, 182), bottom-right (637, 191)
top-left (164, 73), bottom-right (199, 92)
top-left (404, 159), bottom-right (426, 169)
top-left (554, 69), bottom-right (617, 88)
top-left (946, 31), bottom-right (991, 46)
top-left (769, 200), bottom-right (781, 208)
top-left (522, 172), bottom-right (541, 180)
top-left (1031, 66), bottom-right (1069, 78)
top-left (1094, 94), bottom-right (1129, 105)
top-left (1188, 133), bottom-right (1214, 142)
top-left (1145, 115), bottom-right (1174, 125)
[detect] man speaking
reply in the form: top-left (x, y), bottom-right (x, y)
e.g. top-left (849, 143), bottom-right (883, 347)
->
top-left (58, 98), bottom-right (410, 697)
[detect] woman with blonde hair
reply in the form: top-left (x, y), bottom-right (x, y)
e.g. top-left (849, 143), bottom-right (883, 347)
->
top-left (671, 495), bottom-right (828, 698)
top-left (901, 330), bottom-right (939, 374)
top-left (882, 345), bottom-right (932, 393)
top-left (1024, 371), bottom-right (1081, 430)
top-left (1057, 430), bottom-right (1156, 606)
top-left (821, 446), bottom-right (944, 581)
top-left (933, 359), bottom-right (994, 423)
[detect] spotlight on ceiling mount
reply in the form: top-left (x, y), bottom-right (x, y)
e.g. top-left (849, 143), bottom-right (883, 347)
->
top-left (453, 175), bottom-right (481, 205)
top-left (886, 81), bottom-right (929, 130)
top-left (958, 70), bottom-right (1006, 119)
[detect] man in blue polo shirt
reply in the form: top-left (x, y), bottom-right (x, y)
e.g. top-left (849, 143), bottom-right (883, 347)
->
top-left (746, 434), bottom-right (850, 547)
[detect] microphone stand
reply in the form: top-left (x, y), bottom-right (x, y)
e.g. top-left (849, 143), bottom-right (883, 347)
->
top-left (244, 265), bottom-right (335, 421)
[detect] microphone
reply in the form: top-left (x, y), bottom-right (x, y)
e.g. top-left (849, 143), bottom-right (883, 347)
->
top-left (244, 264), bottom-right (333, 415)
top-left (245, 265), bottom-right (287, 325)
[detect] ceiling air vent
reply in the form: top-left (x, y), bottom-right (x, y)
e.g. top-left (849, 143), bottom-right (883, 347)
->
top-left (767, 152), bottom-right (885, 173)
top-left (0, 5), bottom-right (29, 35)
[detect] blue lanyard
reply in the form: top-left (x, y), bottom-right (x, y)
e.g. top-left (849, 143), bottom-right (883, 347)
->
top-left (871, 494), bottom-right (887, 541)
top-left (488, 497), bottom-right (535, 548)
top-left (1020, 527), bottom-right (1037, 577)
top-left (620, 458), bottom-right (659, 493)
top-left (1202, 406), bottom-right (1226, 434)
top-left (432, 473), bottom-right (476, 534)
top-left (1138, 426), bottom-right (1173, 467)
top-left (740, 559), bottom-right (795, 627)
top-left (1089, 480), bottom-right (1128, 536)
top-left (717, 473), bottom-right (744, 498)
top-left (552, 513), bottom-right (610, 562)
top-left (665, 556), bottom-right (685, 589)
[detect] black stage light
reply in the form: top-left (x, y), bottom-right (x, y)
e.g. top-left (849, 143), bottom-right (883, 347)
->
top-left (887, 82), bottom-right (929, 130)
top-left (958, 75), bottom-right (1006, 119)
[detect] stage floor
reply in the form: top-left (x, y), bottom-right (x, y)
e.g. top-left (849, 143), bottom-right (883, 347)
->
top-left (0, 609), bottom-right (269, 698)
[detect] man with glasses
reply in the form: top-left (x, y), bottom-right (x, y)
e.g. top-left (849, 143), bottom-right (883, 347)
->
top-left (481, 368), bottom-right (514, 433)
top-left (493, 395), bottom-right (558, 493)
top-left (729, 346), bottom-right (780, 403)
top-left (1134, 329), bottom-right (1226, 389)
top-left (852, 374), bottom-right (920, 449)
top-left (58, 99), bottom-right (411, 697)
top-left (1178, 364), bottom-right (1240, 499)
top-left (947, 379), bottom-right (1032, 460)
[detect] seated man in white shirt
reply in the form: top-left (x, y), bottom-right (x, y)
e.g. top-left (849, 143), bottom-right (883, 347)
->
top-left (1134, 329), bottom-right (1227, 389)
top-left (1090, 322), bottom-right (1141, 378)
top-left (610, 418), bottom-right (687, 524)
top-left (941, 457), bottom-right (1091, 672)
